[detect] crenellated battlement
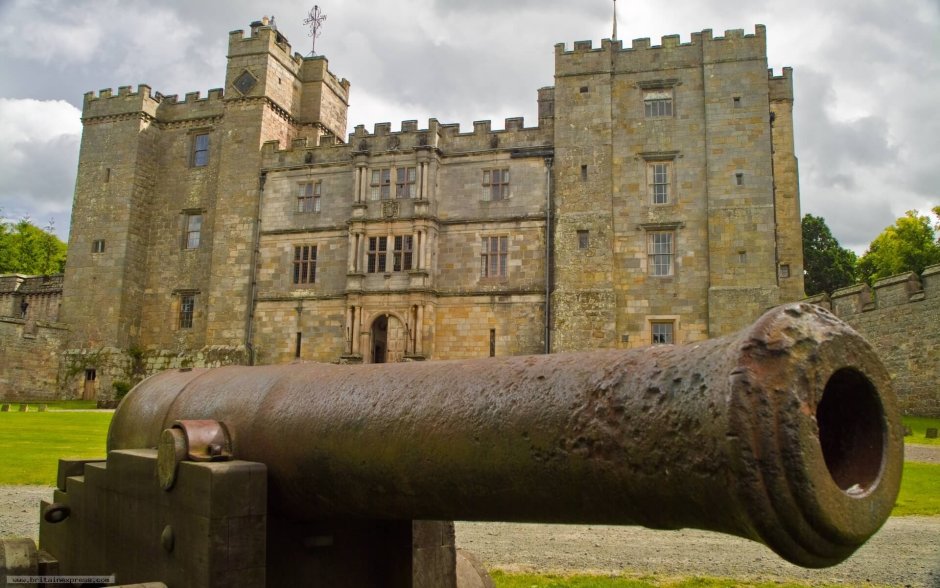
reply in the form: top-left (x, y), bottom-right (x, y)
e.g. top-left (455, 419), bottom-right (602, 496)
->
top-left (768, 67), bottom-right (794, 102)
top-left (259, 114), bottom-right (552, 168)
top-left (301, 56), bottom-right (351, 95)
top-left (83, 84), bottom-right (155, 103)
top-left (806, 264), bottom-right (940, 416)
top-left (82, 83), bottom-right (226, 124)
top-left (555, 25), bottom-right (769, 77)
top-left (808, 264), bottom-right (940, 318)
top-left (156, 88), bottom-right (225, 105)
top-left (350, 116), bottom-right (548, 152)
top-left (82, 84), bottom-right (160, 121)
top-left (228, 22), bottom-right (305, 69)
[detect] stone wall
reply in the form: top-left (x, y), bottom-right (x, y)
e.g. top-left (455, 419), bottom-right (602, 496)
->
top-left (551, 27), bottom-right (799, 350)
top-left (16, 22), bottom-right (804, 397)
top-left (56, 346), bottom-right (247, 402)
top-left (0, 275), bottom-right (67, 401)
top-left (807, 264), bottom-right (940, 417)
top-left (0, 319), bottom-right (67, 401)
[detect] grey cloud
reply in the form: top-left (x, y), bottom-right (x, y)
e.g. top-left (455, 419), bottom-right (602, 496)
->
top-left (807, 194), bottom-right (896, 253)
top-left (429, 0), bottom-right (606, 17)
top-left (0, 130), bottom-right (79, 238)
top-left (1, 0), bottom-right (936, 251)
top-left (816, 173), bottom-right (856, 191)
top-left (795, 69), bottom-right (898, 169)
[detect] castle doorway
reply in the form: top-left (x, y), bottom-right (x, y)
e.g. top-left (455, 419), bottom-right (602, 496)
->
top-left (82, 368), bottom-right (97, 401)
top-left (371, 314), bottom-right (406, 364)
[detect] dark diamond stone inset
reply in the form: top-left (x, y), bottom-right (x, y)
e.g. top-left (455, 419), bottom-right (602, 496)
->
top-left (234, 71), bottom-right (257, 95)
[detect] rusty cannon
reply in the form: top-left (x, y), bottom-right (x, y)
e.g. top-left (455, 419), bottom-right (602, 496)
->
top-left (4, 303), bottom-right (903, 587)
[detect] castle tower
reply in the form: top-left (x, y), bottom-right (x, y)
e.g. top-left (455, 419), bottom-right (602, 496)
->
top-left (61, 85), bottom-right (161, 350)
top-left (699, 27), bottom-right (781, 336)
top-left (550, 26), bottom-right (803, 348)
top-left (769, 67), bottom-right (805, 303)
top-left (204, 22), bottom-right (349, 346)
top-left (60, 21), bottom-right (349, 392)
top-left (550, 40), bottom-right (619, 352)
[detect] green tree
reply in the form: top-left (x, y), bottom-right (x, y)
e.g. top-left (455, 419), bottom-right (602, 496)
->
top-left (0, 217), bottom-right (67, 275)
top-left (857, 210), bottom-right (940, 282)
top-left (801, 214), bottom-right (857, 296)
top-left (0, 214), bottom-right (11, 272)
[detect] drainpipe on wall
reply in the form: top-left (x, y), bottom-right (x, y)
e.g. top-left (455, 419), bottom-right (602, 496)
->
top-left (544, 156), bottom-right (554, 354)
top-left (769, 110), bottom-right (781, 288)
top-left (245, 172), bottom-right (266, 365)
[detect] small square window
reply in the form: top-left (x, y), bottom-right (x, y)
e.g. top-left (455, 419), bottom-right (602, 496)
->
top-left (649, 162), bottom-right (671, 205)
top-left (92, 239), bottom-right (105, 254)
top-left (183, 213), bottom-right (203, 249)
top-left (577, 230), bottom-right (589, 250)
top-left (733, 96), bottom-right (742, 108)
top-left (179, 294), bottom-right (195, 329)
top-left (644, 89), bottom-right (673, 118)
top-left (481, 236), bottom-right (509, 278)
top-left (298, 182), bottom-right (321, 213)
top-left (651, 321), bottom-right (674, 345)
top-left (396, 167), bottom-right (416, 199)
top-left (735, 173), bottom-right (744, 186)
top-left (482, 169), bottom-right (510, 201)
top-left (393, 235), bottom-right (414, 271)
top-left (293, 245), bottom-right (317, 284)
top-left (580, 86), bottom-right (589, 94)
top-left (648, 231), bottom-right (674, 276)
top-left (779, 264), bottom-right (791, 278)
top-left (367, 236), bottom-right (388, 273)
top-left (192, 133), bottom-right (209, 167)
top-left (738, 251), bottom-right (747, 264)
top-left (370, 169), bottom-right (391, 200)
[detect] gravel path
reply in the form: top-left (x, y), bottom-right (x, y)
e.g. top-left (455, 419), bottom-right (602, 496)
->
top-left (2, 445), bottom-right (938, 586)
top-left (456, 518), bottom-right (940, 587)
top-left (907, 444), bottom-right (940, 464)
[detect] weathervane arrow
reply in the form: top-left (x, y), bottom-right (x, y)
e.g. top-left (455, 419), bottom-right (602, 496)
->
top-left (303, 5), bottom-right (327, 56)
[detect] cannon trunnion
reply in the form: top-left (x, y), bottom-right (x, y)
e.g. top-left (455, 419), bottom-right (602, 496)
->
top-left (7, 304), bottom-right (903, 586)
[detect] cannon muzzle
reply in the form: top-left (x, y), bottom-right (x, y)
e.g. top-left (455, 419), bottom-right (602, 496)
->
top-left (108, 303), bottom-right (903, 568)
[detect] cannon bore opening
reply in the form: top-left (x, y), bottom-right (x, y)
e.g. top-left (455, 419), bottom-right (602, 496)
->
top-left (816, 368), bottom-right (886, 495)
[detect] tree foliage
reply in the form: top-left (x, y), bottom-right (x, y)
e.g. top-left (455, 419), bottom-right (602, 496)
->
top-left (801, 214), bottom-right (857, 296)
top-left (857, 210), bottom-right (940, 283)
top-left (0, 216), bottom-right (67, 275)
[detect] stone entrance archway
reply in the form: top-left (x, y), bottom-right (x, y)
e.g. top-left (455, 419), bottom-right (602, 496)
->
top-left (370, 314), bottom-right (406, 363)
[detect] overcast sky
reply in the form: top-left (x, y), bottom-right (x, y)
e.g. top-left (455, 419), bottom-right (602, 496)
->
top-left (0, 0), bottom-right (937, 253)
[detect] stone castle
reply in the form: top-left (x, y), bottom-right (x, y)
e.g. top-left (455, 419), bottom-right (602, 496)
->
top-left (1, 20), bottom-right (807, 403)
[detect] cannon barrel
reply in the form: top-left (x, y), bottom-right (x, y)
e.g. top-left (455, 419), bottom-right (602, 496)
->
top-left (108, 303), bottom-right (903, 568)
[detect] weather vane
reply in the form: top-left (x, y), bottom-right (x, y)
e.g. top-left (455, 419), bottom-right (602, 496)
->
top-left (303, 5), bottom-right (327, 56)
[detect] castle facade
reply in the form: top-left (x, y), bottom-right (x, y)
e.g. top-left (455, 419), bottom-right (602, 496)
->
top-left (52, 21), bottom-right (803, 396)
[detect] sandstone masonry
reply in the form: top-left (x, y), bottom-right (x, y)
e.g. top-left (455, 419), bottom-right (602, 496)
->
top-left (806, 264), bottom-right (940, 417)
top-left (0, 275), bottom-right (67, 401)
top-left (5, 20), bottom-right (809, 403)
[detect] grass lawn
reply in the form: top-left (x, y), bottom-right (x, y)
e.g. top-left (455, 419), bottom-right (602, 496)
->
top-left (0, 410), bottom-right (112, 485)
top-left (903, 415), bottom-right (940, 446)
top-left (490, 571), bottom-right (889, 588)
top-left (892, 462), bottom-right (940, 516)
top-left (1, 400), bottom-right (101, 411)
